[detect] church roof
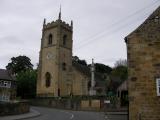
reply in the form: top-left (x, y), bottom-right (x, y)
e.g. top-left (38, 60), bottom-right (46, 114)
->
top-left (72, 61), bottom-right (90, 76)
top-left (0, 69), bottom-right (16, 81)
top-left (72, 61), bottom-right (105, 82)
top-left (126, 6), bottom-right (160, 41)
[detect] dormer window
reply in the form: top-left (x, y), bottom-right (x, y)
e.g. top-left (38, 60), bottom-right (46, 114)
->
top-left (63, 35), bottom-right (67, 46)
top-left (48, 34), bottom-right (53, 45)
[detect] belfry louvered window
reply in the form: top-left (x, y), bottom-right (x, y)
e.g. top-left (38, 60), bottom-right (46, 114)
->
top-left (63, 35), bottom-right (67, 46)
top-left (48, 34), bottom-right (53, 45)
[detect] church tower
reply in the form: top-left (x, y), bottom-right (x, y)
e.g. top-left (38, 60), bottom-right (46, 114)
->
top-left (37, 11), bottom-right (73, 97)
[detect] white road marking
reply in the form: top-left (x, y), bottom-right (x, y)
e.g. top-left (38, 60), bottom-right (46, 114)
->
top-left (70, 114), bottom-right (74, 119)
top-left (105, 115), bottom-right (110, 120)
top-left (64, 111), bottom-right (74, 119)
top-left (60, 110), bottom-right (74, 119)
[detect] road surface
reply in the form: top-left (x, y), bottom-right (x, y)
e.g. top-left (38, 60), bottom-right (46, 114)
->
top-left (26, 106), bottom-right (127, 120)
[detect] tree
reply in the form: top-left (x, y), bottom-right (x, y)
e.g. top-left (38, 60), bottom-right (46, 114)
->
top-left (106, 60), bottom-right (128, 95)
top-left (111, 66), bottom-right (128, 81)
top-left (72, 56), bottom-right (87, 66)
top-left (94, 63), bottom-right (112, 74)
top-left (114, 59), bottom-right (127, 68)
top-left (16, 70), bottom-right (37, 99)
top-left (6, 55), bottom-right (33, 74)
top-left (6, 55), bottom-right (35, 99)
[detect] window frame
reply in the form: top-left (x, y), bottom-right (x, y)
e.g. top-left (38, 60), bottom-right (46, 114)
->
top-left (156, 78), bottom-right (160, 96)
top-left (0, 80), bottom-right (11, 88)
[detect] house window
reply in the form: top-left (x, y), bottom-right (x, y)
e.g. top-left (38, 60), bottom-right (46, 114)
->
top-left (45, 72), bottom-right (51, 87)
top-left (0, 80), bottom-right (3, 87)
top-left (63, 35), bottom-right (67, 46)
top-left (0, 81), bottom-right (11, 88)
top-left (156, 78), bottom-right (160, 96)
top-left (4, 81), bottom-right (11, 88)
top-left (1, 92), bottom-right (10, 102)
top-left (48, 34), bottom-right (53, 45)
top-left (62, 63), bottom-right (66, 71)
top-left (154, 16), bottom-right (159, 23)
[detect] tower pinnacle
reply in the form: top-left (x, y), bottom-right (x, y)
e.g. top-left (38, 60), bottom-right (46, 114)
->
top-left (58, 5), bottom-right (61, 20)
top-left (43, 18), bottom-right (46, 25)
top-left (71, 20), bottom-right (73, 28)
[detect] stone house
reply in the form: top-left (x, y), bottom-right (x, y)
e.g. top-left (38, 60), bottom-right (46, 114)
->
top-left (125, 6), bottom-right (160, 120)
top-left (37, 11), bottom-right (106, 97)
top-left (0, 69), bottom-right (16, 101)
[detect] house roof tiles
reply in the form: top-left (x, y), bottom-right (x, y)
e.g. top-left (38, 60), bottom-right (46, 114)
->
top-left (0, 69), bottom-right (16, 81)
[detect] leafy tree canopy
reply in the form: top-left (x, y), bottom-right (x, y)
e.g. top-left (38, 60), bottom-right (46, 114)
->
top-left (114, 59), bottom-right (127, 68)
top-left (6, 55), bottom-right (33, 74)
top-left (106, 59), bottom-right (128, 95)
top-left (111, 65), bottom-right (128, 81)
top-left (72, 56), bottom-right (87, 66)
top-left (94, 63), bottom-right (112, 74)
top-left (16, 70), bottom-right (37, 99)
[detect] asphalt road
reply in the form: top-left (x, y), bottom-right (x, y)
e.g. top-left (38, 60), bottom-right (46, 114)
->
top-left (26, 106), bottom-right (127, 120)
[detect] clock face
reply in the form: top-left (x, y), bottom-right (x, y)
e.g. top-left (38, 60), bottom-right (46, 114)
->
top-left (46, 52), bottom-right (54, 59)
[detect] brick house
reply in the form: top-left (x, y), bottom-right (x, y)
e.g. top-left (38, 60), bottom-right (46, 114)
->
top-left (125, 6), bottom-right (160, 120)
top-left (0, 69), bottom-right (16, 102)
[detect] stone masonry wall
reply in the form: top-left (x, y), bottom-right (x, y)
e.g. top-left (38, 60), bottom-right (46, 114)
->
top-left (126, 6), bottom-right (160, 120)
top-left (0, 101), bottom-right (29, 116)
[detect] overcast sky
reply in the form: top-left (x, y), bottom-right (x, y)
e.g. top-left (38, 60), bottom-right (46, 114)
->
top-left (0, 0), bottom-right (160, 69)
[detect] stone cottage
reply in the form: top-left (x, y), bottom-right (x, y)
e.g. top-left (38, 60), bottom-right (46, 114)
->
top-left (125, 6), bottom-right (160, 120)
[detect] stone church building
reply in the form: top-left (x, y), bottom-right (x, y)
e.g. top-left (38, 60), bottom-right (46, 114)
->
top-left (37, 12), bottom-right (105, 97)
top-left (126, 6), bottom-right (160, 120)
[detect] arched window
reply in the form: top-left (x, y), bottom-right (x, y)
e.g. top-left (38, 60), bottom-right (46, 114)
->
top-left (48, 34), bottom-right (53, 45)
top-left (45, 72), bottom-right (51, 87)
top-left (62, 62), bottom-right (66, 71)
top-left (63, 35), bottom-right (67, 46)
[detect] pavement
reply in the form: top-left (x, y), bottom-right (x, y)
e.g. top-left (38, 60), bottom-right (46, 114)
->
top-left (0, 108), bottom-right (40, 120)
top-left (105, 111), bottom-right (128, 115)
top-left (105, 112), bottom-right (128, 120)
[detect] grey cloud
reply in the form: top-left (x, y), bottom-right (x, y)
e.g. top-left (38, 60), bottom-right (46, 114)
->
top-left (0, 36), bottom-right (23, 44)
top-left (0, 0), bottom-right (160, 69)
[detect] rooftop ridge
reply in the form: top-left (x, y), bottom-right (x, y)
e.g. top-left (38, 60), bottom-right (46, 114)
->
top-left (126, 6), bottom-right (160, 39)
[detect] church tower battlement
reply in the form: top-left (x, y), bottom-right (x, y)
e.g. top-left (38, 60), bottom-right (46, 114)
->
top-left (43, 19), bottom-right (73, 32)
